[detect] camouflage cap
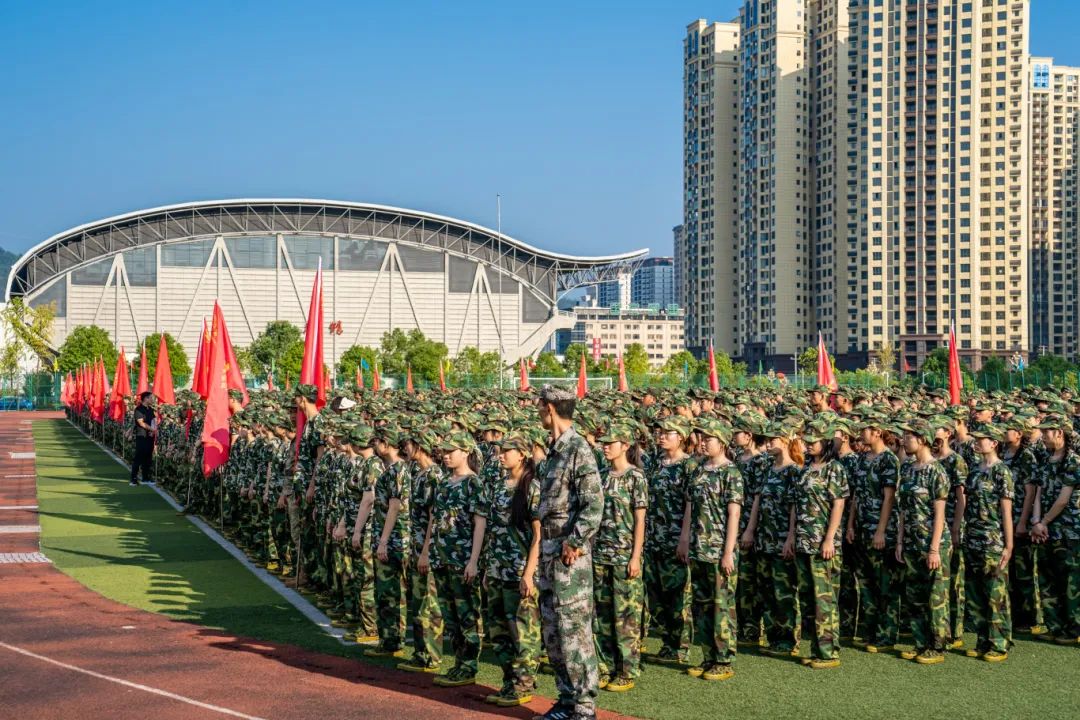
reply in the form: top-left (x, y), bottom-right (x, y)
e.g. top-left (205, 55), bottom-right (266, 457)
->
top-left (348, 425), bottom-right (374, 447)
top-left (1036, 413), bottom-right (1073, 432)
top-left (438, 430), bottom-right (478, 453)
top-left (375, 425), bottom-right (405, 447)
top-left (597, 423), bottom-right (637, 444)
top-left (900, 418), bottom-right (935, 445)
top-left (694, 417), bottom-right (732, 444)
top-left (293, 383), bottom-right (318, 401)
top-left (411, 428), bottom-right (440, 455)
top-left (969, 424), bottom-right (1005, 442)
top-left (657, 416), bottom-right (692, 438)
top-left (801, 420), bottom-right (833, 444)
top-left (494, 432), bottom-right (532, 454)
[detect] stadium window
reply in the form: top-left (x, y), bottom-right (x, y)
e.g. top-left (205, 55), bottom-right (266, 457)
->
top-left (122, 247), bottom-right (157, 286)
top-left (161, 239), bottom-right (214, 267)
top-left (284, 236), bottom-right (334, 270)
top-left (225, 236), bottom-right (276, 269)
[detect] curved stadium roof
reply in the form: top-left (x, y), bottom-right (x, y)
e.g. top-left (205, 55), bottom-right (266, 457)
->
top-left (5, 198), bottom-right (649, 302)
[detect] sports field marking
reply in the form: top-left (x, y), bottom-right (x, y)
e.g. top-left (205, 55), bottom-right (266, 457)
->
top-left (0, 525), bottom-right (41, 534)
top-left (0, 640), bottom-right (270, 720)
top-left (8, 452), bottom-right (35, 459)
top-left (3, 474), bottom-right (36, 478)
top-left (0, 505), bottom-right (37, 510)
top-left (0, 552), bottom-right (50, 564)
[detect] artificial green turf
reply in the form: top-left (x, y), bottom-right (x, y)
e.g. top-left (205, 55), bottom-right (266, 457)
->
top-left (33, 419), bottom-right (1080, 719)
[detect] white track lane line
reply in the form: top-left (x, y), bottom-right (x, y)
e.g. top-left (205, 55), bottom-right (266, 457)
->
top-left (0, 640), bottom-right (269, 720)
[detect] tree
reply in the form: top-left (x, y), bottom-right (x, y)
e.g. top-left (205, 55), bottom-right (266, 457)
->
top-left (798, 345), bottom-right (837, 378)
top-left (532, 351), bottom-right (565, 377)
top-left (921, 347), bottom-right (975, 388)
top-left (142, 332), bottom-right (191, 379)
top-left (1029, 353), bottom-right (1073, 377)
top-left (623, 343), bottom-right (650, 377)
top-left (278, 339), bottom-right (306, 382)
top-left (247, 321), bottom-right (302, 377)
top-left (1, 297), bottom-right (56, 371)
top-left (337, 344), bottom-right (380, 381)
top-left (874, 342), bottom-right (896, 376)
top-left (660, 350), bottom-right (703, 379)
top-left (57, 325), bottom-right (117, 373)
top-left (563, 343), bottom-right (602, 374)
top-left (713, 348), bottom-right (746, 381)
top-left (450, 346), bottom-right (503, 383)
top-left (378, 329), bottom-right (448, 383)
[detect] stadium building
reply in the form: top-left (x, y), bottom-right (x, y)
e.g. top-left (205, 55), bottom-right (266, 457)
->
top-left (5, 199), bottom-right (646, 371)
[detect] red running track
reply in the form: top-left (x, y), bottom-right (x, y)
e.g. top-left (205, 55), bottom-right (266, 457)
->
top-left (0, 413), bottom-right (630, 720)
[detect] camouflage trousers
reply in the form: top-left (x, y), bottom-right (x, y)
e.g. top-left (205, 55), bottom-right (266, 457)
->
top-left (374, 550), bottom-right (407, 648)
top-left (901, 548), bottom-right (951, 652)
top-left (537, 549), bottom-right (599, 715)
top-left (964, 548), bottom-right (1011, 654)
top-left (1009, 538), bottom-right (1042, 631)
top-left (270, 506), bottom-right (293, 568)
top-left (408, 566), bottom-right (444, 667)
top-left (736, 548), bottom-right (764, 643)
top-left (644, 550), bottom-right (692, 660)
top-left (343, 536), bottom-right (377, 636)
top-left (1037, 540), bottom-right (1080, 639)
top-left (853, 542), bottom-right (901, 645)
top-left (433, 567), bottom-right (482, 675)
top-left (593, 562), bottom-right (644, 678)
top-left (839, 541), bottom-right (859, 638)
top-left (691, 558), bottom-right (738, 666)
top-left (949, 543), bottom-right (966, 640)
top-left (795, 553), bottom-right (841, 661)
top-left (757, 553), bottom-right (797, 651)
top-left (487, 578), bottom-right (541, 689)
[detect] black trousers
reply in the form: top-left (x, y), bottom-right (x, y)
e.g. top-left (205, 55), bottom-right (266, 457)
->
top-left (131, 436), bottom-right (154, 482)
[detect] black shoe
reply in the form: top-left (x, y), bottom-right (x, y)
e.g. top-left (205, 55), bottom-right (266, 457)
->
top-left (533, 705), bottom-right (575, 720)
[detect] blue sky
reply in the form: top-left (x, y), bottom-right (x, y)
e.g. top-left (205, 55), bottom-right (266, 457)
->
top-left (1, 1), bottom-right (1078, 260)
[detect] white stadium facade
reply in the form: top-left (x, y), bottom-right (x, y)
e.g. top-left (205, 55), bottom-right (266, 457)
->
top-left (5, 199), bottom-right (648, 372)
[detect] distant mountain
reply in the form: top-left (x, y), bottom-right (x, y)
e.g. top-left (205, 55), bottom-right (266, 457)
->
top-left (0, 246), bottom-right (16, 285)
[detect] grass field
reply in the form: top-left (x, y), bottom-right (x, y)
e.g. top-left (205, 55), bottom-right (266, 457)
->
top-left (33, 418), bottom-right (1080, 720)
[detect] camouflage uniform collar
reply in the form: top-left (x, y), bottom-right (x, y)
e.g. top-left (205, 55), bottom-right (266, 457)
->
top-left (552, 425), bottom-right (581, 452)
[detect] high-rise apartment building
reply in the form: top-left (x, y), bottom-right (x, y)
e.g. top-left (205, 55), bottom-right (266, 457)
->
top-left (1029, 58), bottom-right (1080, 358)
top-left (631, 257), bottom-right (677, 308)
top-left (672, 224), bottom-right (686, 312)
top-left (685, 1), bottom-right (1035, 369)
top-left (684, 19), bottom-right (740, 355)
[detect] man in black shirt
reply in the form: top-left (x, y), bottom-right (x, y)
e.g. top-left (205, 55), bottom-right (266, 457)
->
top-left (131, 392), bottom-right (156, 486)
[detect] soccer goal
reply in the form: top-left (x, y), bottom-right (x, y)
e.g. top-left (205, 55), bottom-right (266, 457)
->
top-left (528, 377), bottom-right (614, 391)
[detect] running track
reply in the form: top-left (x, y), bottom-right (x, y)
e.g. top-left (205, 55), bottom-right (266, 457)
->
top-left (0, 413), bottom-right (629, 720)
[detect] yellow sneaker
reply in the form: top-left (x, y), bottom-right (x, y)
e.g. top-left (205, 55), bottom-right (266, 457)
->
top-left (915, 651), bottom-right (944, 665)
top-left (865, 644), bottom-right (893, 654)
top-left (265, 561), bottom-right (280, 573)
top-left (598, 674), bottom-right (610, 690)
top-left (366, 646), bottom-right (406, 658)
top-left (702, 665), bottom-right (735, 681)
top-left (809, 659), bottom-right (841, 670)
top-left (494, 692), bottom-right (533, 707)
top-left (1029, 625), bottom-right (1047, 636)
top-left (899, 650), bottom-right (918, 661)
top-left (398, 662), bottom-right (440, 674)
top-left (946, 639), bottom-right (964, 650)
top-left (605, 676), bottom-right (635, 693)
top-left (983, 651), bottom-right (1008, 663)
top-left (964, 649), bottom-right (982, 658)
top-left (686, 665), bottom-right (706, 678)
top-left (1053, 636), bottom-right (1079, 646)
top-left (433, 672), bottom-right (476, 687)
top-left (352, 634), bottom-right (379, 644)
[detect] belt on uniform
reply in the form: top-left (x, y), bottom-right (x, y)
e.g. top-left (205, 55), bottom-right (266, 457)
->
top-left (541, 528), bottom-right (567, 541)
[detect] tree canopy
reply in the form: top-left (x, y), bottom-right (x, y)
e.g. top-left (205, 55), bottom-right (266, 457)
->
top-left (246, 321), bottom-right (303, 379)
top-left (57, 325), bottom-right (117, 373)
top-left (623, 343), bottom-right (650, 377)
top-left (378, 328), bottom-right (449, 383)
top-left (449, 346), bottom-right (503, 383)
top-left (337, 344), bottom-right (379, 382)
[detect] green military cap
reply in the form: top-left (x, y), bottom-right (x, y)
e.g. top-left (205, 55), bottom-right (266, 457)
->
top-left (348, 425), bottom-right (374, 447)
top-left (376, 425), bottom-right (405, 446)
top-left (967, 422), bottom-right (1002, 441)
top-left (694, 417), bottom-right (732, 444)
top-left (1036, 413), bottom-right (1073, 432)
top-left (801, 421), bottom-right (833, 444)
top-left (293, 383), bottom-right (318, 401)
top-left (411, 428), bottom-right (440, 454)
top-left (832, 417), bottom-right (858, 437)
top-left (900, 418), bottom-right (935, 445)
top-left (597, 423), bottom-right (636, 444)
top-left (526, 425), bottom-right (550, 447)
top-left (657, 416), bottom-right (692, 438)
top-left (732, 413), bottom-right (767, 436)
top-left (439, 430), bottom-right (478, 453)
top-left (479, 415), bottom-right (510, 433)
top-left (494, 431), bottom-right (532, 454)
top-left (761, 420), bottom-right (795, 440)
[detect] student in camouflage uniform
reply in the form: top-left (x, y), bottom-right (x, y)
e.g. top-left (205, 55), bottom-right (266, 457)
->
top-left (933, 418), bottom-right (969, 647)
top-left (475, 431), bottom-right (542, 706)
top-left (1001, 417), bottom-right (1042, 633)
top-left (791, 420), bottom-right (848, 668)
top-left (644, 416), bottom-right (696, 664)
top-left (347, 426), bottom-right (383, 643)
top-left (679, 418), bottom-right (742, 680)
top-left (592, 424), bottom-right (647, 692)
top-left (895, 419), bottom-right (951, 664)
top-left (359, 426), bottom-right (410, 657)
top-left (733, 415), bottom-right (771, 646)
top-left (533, 385), bottom-right (603, 720)
top-left (833, 419), bottom-right (863, 640)
top-left (290, 384), bottom-right (325, 588)
top-left (1028, 414), bottom-right (1080, 645)
top-left (963, 425), bottom-right (1014, 661)
top-left (423, 431), bottom-right (484, 687)
top-left (270, 422), bottom-right (297, 575)
top-left (398, 427), bottom-right (445, 672)
top-left (745, 423), bottom-right (802, 656)
top-left (847, 417), bottom-right (901, 652)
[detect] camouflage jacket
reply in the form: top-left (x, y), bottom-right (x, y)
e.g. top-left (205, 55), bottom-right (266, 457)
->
top-left (409, 464), bottom-right (443, 558)
top-left (1002, 445), bottom-right (1038, 526)
top-left (755, 463), bottom-right (801, 555)
top-left (269, 438), bottom-right (292, 493)
top-left (538, 426), bottom-right (603, 556)
top-left (336, 454), bottom-right (364, 527)
top-left (476, 476), bottom-right (540, 581)
top-left (898, 460), bottom-right (951, 554)
top-left (793, 460), bottom-right (849, 555)
top-left (938, 451), bottom-right (968, 534)
top-left (686, 462), bottom-right (744, 562)
top-left (292, 412), bottom-right (326, 495)
top-left (735, 452), bottom-right (772, 534)
top-left (594, 466), bottom-right (648, 566)
top-left (430, 472), bottom-right (483, 570)
top-left (1033, 450), bottom-right (1080, 542)
top-left (963, 461), bottom-right (1014, 554)
top-left (371, 459), bottom-right (410, 555)
top-left (646, 454), bottom-right (697, 553)
top-left (854, 449), bottom-right (900, 543)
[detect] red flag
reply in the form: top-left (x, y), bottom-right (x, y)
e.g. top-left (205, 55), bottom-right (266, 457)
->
top-left (519, 358), bottom-right (530, 392)
top-left (356, 365), bottom-right (364, 390)
top-left (136, 343), bottom-right (149, 395)
top-left (617, 354), bottom-right (629, 393)
top-left (201, 303), bottom-right (232, 477)
top-left (192, 318), bottom-right (211, 399)
top-left (109, 349), bottom-right (131, 422)
top-left (948, 323), bottom-right (963, 406)
top-left (438, 361), bottom-right (447, 393)
top-left (266, 372), bottom-right (275, 391)
top-left (406, 365), bottom-right (415, 393)
top-left (214, 308), bottom-right (249, 406)
top-left (74, 366), bottom-right (83, 411)
top-left (372, 363), bottom-right (381, 392)
top-left (299, 262), bottom-right (327, 407)
top-left (707, 342), bottom-right (720, 392)
top-left (324, 366), bottom-right (331, 393)
top-left (90, 358), bottom-right (106, 423)
top-left (61, 373), bottom-right (71, 407)
top-left (816, 332), bottom-right (838, 392)
top-left (152, 334), bottom-right (176, 405)
top-left (902, 355), bottom-right (911, 375)
top-left (576, 353), bottom-right (587, 399)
